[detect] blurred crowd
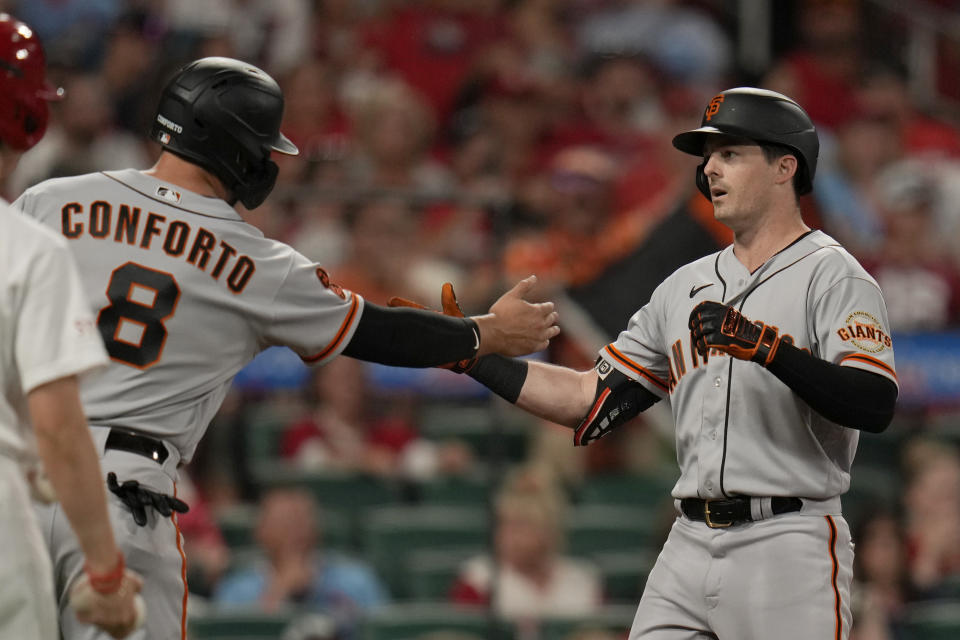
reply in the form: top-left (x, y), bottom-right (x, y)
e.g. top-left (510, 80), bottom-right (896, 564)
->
top-left (7, 0), bottom-right (960, 638)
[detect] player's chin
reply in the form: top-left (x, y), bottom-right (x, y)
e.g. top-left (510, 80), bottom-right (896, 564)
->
top-left (711, 197), bottom-right (731, 218)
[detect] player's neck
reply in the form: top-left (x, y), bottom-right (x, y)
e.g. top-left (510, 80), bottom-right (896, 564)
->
top-left (731, 211), bottom-right (810, 273)
top-left (142, 152), bottom-right (230, 202)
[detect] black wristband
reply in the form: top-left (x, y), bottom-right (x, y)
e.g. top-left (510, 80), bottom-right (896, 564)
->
top-left (468, 354), bottom-right (529, 404)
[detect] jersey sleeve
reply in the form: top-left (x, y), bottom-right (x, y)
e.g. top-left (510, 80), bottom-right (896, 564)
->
top-left (812, 274), bottom-right (897, 387)
top-left (598, 282), bottom-right (671, 398)
top-left (16, 233), bottom-right (108, 392)
top-left (262, 252), bottom-right (365, 366)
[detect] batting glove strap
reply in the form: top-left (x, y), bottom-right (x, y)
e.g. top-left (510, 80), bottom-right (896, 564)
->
top-left (753, 324), bottom-right (781, 366)
top-left (84, 553), bottom-right (125, 595)
top-left (689, 301), bottom-right (779, 366)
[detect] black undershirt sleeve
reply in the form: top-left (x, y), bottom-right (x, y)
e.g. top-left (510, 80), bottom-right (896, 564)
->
top-left (765, 340), bottom-right (898, 433)
top-left (341, 303), bottom-right (479, 367)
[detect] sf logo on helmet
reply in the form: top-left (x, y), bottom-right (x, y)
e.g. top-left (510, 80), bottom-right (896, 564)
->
top-left (705, 94), bottom-right (725, 121)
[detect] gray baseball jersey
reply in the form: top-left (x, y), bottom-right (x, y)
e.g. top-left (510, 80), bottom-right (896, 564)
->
top-left (15, 169), bottom-right (364, 463)
top-left (600, 229), bottom-right (896, 500)
top-left (597, 230), bottom-right (896, 640)
top-left (16, 168), bottom-right (363, 640)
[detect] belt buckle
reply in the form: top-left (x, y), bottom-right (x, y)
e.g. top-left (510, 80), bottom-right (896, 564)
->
top-left (704, 499), bottom-right (732, 529)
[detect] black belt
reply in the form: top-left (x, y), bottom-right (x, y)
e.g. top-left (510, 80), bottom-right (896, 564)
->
top-left (681, 496), bottom-right (803, 528)
top-left (105, 429), bottom-right (169, 465)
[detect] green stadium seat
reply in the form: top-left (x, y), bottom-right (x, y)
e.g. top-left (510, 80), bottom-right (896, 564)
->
top-left (405, 548), bottom-right (482, 600)
top-left (853, 427), bottom-right (907, 470)
top-left (843, 463), bottom-right (901, 528)
top-left (361, 602), bottom-right (509, 640)
top-left (588, 549), bottom-right (654, 603)
top-left (538, 604), bottom-right (638, 639)
top-left (361, 506), bottom-right (490, 599)
top-left (255, 465), bottom-right (401, 510)
top-left (900, 600), bottom-right (960, 640)
top-left (216, 504), bottom-right (259, 548)
top-left (419, 404), bottom-right (530, 462)
top-left (416, 474), bottom-right (494, 507)
top-left (187, 610), bottom-right (294, 639)
top-left (576, 473), bottom-right (676, 511)
top-left (566, 506), bottom-right (658, 556)
top-left (215, 501), bottom-right (355, 552)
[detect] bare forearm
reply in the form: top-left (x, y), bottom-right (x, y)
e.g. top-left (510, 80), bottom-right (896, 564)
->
top-left (29, 377), bottom-right (121, 573)
top-left (468, 357), bottom-right (594, 428)
top-left (516, 361), bottom-right (596, 427)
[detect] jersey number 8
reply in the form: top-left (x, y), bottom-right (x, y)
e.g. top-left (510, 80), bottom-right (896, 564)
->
top-left (96, 262), bottom-right (181, 369)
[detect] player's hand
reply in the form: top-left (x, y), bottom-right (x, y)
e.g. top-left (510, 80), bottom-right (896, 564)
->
top-left (107, 472), bottom-right (189, 527)
top-left (388, 283), bottom-right (477, 373)
top-left (474, 275), bottom-right (560, 358)
top-left (688, 301), bottom-right (781, 366)
top-left (69, 557), bottom-right (145, 639)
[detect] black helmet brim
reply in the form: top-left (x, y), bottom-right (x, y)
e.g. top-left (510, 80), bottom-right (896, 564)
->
top-left (672, 126), bottom-right (769, 157)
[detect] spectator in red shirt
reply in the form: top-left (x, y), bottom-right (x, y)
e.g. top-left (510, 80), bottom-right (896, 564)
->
top-left (360, 0), bottom-right (506, 127)
top-left (764, 0), bottom-right (863, 131)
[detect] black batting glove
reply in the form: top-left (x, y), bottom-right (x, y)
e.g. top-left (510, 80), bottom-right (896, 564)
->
top-left (689, 301), bottom-right (781, 366)
top-left (107, 472), bottom-right (189, 527)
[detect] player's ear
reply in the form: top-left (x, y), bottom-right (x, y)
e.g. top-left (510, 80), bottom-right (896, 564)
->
top-left (775, 154), bottom-right (798, 187)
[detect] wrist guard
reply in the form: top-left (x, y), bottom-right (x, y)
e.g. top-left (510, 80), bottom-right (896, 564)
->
top-left (574, 361), bottom-right (659, 446)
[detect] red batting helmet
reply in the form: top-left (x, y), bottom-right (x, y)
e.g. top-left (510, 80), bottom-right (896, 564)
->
top-left (0, 13), bottom-right (62, 151)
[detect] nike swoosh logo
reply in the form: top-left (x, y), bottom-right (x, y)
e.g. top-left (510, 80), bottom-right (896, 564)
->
top-left (472, 327), bottom-right (480, 351)
top-left (689, 283), bottom-right (714, 298)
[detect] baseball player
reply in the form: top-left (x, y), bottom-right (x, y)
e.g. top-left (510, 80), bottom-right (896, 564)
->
top-left (0, 13), bottom-right (142, 639)
top-left (419, 88), bottom-right (898, 639)
top-left (14, 56), bottom-right (559, 639)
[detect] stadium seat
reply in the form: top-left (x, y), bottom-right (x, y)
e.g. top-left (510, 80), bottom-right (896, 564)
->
top-left (538, 604), bottom-right (638, 639)
top-left (360, 602), bottom-right (509, 640)
top-left (900, 600), bottom-right (960, 640)
top-left (187, 610), bottom-right (294, 639)
top-left (419, 404), bottom-right (531, 462)
top-left (215, 500), bottom-right (354, 551)
top-left (566, 506), bottom-right (659, 556)
top-left (576, 473), bottom-right (676, 510)
top-left (405, 548), bottom-right (482, 600)
top-left (361, 506), bottom-right (490, 598)
top-left (588, 549), bottom-right (655, 603)
top-left (416, 474), bottom-right (495, 507)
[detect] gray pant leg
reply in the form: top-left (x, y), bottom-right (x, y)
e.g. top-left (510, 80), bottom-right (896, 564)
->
top-left (629, 518), bottom-right (718, 640)
top-left (709, 514), bottom-right (854, 640)
top-left (37, 450), bottom-right (188, 640)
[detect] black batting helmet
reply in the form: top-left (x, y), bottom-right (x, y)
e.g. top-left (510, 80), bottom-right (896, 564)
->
top-left (150, 57), bottom-right (298, 209)
top-left (672, 87), bottom-right (819, 200)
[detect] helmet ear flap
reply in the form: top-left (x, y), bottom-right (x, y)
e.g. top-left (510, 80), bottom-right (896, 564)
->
top-left (233, 159), bottom-right (279, 210)
top-left (695, 160), bottom-right (711, 201)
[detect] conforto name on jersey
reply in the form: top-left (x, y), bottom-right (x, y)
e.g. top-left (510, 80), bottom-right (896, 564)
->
top-left (60, 200), bottom-right (255, 294)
